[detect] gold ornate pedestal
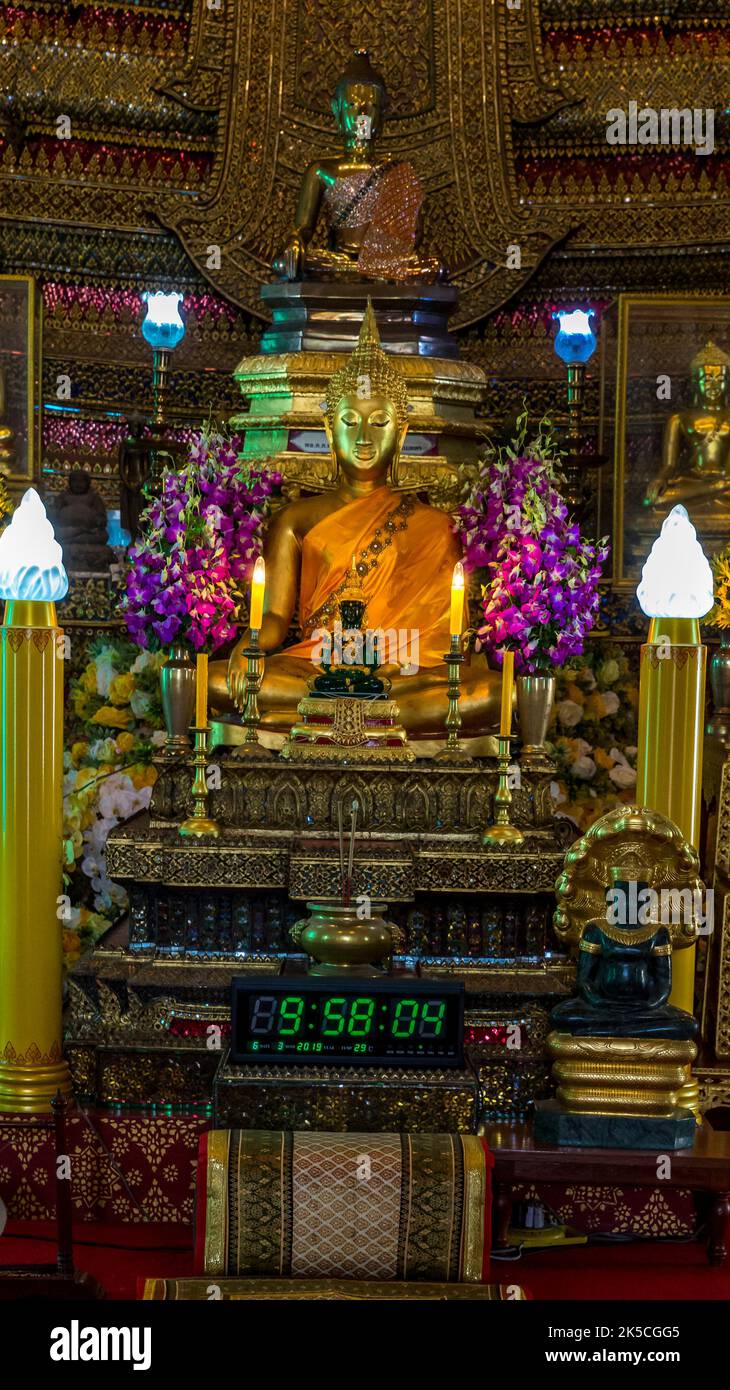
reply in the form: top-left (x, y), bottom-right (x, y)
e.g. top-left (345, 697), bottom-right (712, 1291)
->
top-left (233, 348), bottom-right (488, 509)
top-left (547, 1032), bottom-right (697, 1118)
top-left (281, 696), bottom-right (414, 763)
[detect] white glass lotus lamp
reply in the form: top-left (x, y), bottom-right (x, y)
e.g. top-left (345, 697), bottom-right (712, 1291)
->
top-left (141, 291), bottom-right (186, 351)
top-left (553, 308), bottom-right (597, 365)
top-left (636, 505), bottom-right (713, 619)
top-left (0, 487), bottom-right (69, 603)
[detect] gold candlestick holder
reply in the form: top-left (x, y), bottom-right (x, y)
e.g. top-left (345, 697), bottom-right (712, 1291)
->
top-left (483, 734), bottom-right (524, 846)
top-left (179, 726), bottom-right (221, 839)
top-left (233, 630), bottom-right (273, 759)
top-left (435, 634), bottom-right (473, 763)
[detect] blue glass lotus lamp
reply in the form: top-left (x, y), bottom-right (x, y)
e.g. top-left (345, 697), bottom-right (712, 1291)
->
top-left (552, 308), bottom-right (604, 522)
top-left (140, 291), bottom-right (187, 493)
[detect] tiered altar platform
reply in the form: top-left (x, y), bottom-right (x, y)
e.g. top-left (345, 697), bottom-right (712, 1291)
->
top-left (233, 281), bottom-right (489, 509)
top-left (65, 749), bottom-right (577, 1127)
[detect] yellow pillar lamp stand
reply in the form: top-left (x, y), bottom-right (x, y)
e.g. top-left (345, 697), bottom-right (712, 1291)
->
top-left (636, 505), bottom-right (713, 1121)
top-left (636, 505), bottom-right (713, 1013)
top-left (0, 490), bottom-right (72, 1112)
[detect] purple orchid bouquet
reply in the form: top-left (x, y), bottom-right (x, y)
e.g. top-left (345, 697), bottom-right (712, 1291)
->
top-left (122, 429), bottom-right (280, 653)
top-left (458, 410), bottom-right (609, 674)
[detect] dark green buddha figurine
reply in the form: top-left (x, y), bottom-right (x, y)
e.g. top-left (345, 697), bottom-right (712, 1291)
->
top-left (550, 876), bottom-right (698, 1041)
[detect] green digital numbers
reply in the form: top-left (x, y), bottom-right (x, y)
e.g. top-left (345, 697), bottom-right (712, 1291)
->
top-left (419, 1000), bottom-right (446, 1038)
top-left (392, 998), bottom-right (447, 1039)
top-left (347, 997), bottom-right (375, 1036)
top-left (278, 995), bottom-right (304, 1036)
top-left (392, 999), bottom-right (419, 1037)
top-left (321, 997), bottom-right (347, 1035)
top-left (321, 996), bottom-right (375, 1037)
top-left (248, 989), bottom-right (450, 1053)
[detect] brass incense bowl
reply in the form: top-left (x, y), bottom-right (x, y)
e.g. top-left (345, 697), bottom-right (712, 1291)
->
top-left (291, 899), bottom-right (396, 977)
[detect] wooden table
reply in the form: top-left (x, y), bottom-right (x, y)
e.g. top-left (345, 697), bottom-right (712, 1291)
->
top-left (483, 1120), bottom-right (730, 1265)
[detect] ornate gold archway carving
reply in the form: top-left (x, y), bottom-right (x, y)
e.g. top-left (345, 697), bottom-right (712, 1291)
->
top-left (156, 0), bottom-right (572, 327)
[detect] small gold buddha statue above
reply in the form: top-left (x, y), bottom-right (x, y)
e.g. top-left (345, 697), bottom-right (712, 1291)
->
top-left (644, 338), bottom-right (730, 514)
top-left (272, 49), bottom-right (443, 285)
top-left (210, 304), bottom-right (501, 737)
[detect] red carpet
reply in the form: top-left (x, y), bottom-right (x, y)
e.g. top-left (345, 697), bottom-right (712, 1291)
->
top-left (2, 1221), bottom-right (194, 1300)
top-left (501, 1240), bottom-right (730, 1300)
top-left (3, 1221), bottom-right (730, 1299)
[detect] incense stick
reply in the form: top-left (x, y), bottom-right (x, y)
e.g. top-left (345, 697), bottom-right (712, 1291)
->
top-left (345, 798), bottom-right (358, 904)
top-left (337, 799), bottom-right (345, 898)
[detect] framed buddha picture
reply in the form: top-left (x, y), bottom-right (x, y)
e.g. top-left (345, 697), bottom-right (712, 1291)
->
top-left (600, 293), bottom-right (730, 585)
top-left (0, 274), bottom-right (42, 489)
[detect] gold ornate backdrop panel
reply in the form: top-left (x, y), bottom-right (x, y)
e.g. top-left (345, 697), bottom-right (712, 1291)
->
top-left (155, 0), bottom-right (572, 326)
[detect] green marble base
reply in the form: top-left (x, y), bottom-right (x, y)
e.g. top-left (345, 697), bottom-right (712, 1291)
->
top-left (533, 1100), bottom-right (697, 1150)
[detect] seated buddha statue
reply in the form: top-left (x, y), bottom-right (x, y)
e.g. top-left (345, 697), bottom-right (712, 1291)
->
top-left (550, 876), bottom-right (698, 1040)
top-left (51, 469), bottom-right (113, 571)
top-left (210, 304), bottom-right (501, 737)
top-left (272, 49), bottom-right (443, 285)
top-left (644, 339), bottom-right (730, 514)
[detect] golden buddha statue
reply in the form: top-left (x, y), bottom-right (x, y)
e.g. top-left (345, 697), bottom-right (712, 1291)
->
top-left (210, 305), bottom-right (500, 738)
top-left (272, 49), bottom-right (443, 285)
top-left (644, 339), bottom-right (730, 513)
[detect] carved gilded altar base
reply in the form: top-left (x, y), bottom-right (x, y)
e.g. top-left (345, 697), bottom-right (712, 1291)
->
top-left (64, 751), bottom-right (577, 1122)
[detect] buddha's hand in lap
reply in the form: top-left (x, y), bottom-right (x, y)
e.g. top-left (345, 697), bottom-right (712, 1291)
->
top-left (274, 233), bottom-right (304, 280)
top-left (226, 642), bottom-right (248, 711)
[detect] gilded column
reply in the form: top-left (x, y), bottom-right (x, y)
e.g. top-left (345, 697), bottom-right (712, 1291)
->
top-left (636, 616), bottom-right (706, 1010)
top-left (635, 507), bottom-right (713, 1015)
top-left (0, 491), bottom-right (72, 1112)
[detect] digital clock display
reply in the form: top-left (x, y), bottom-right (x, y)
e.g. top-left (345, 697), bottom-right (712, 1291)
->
top-left (230, 977), bottom-right (464, 1067)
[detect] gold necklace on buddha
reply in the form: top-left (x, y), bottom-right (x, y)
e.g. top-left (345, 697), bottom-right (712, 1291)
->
top-left (599, 919), bottom-right (660, 946)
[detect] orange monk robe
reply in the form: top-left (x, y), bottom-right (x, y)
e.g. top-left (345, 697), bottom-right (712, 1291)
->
top-left (284, 486), bottom-right (462, 666)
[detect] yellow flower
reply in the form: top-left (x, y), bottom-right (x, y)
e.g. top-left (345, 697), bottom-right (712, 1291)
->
top-left (709, 550), bottom-right (730, 625)
top-left (584, 692), bottom-right (607, 719)
top-left (80, 663), bottom-right (98, 694)
top-left (564, 682), bottom-right (585, 705)
top-left (70, 740), bottom-right (89, 767)
top-left (108, 673), bottom-right (136, 705)
top-left (91, 705), bottom-right (134, 729)
top-left (62, 929), bottom-right (81, 963)
top-left (116, 732), bottom-right (135, 755)
top-left (72, 691), bottom-right (89, 718)
top-left (594, 747), bottom-right (615, 770)
top-left (129, 764), bottom-right (157, 790)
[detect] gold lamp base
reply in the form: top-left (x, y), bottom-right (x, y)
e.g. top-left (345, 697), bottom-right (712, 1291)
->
top-left (178, 727), bottom-right (221, 839)
top-left (483, 733), bottom-right (524, 845)
top-left (179, 816), bottom-right (221, 840)
top-left (0, 1059), bottom-right (73, 1114)
top-left (483, 823), bottom-right (525, 846)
